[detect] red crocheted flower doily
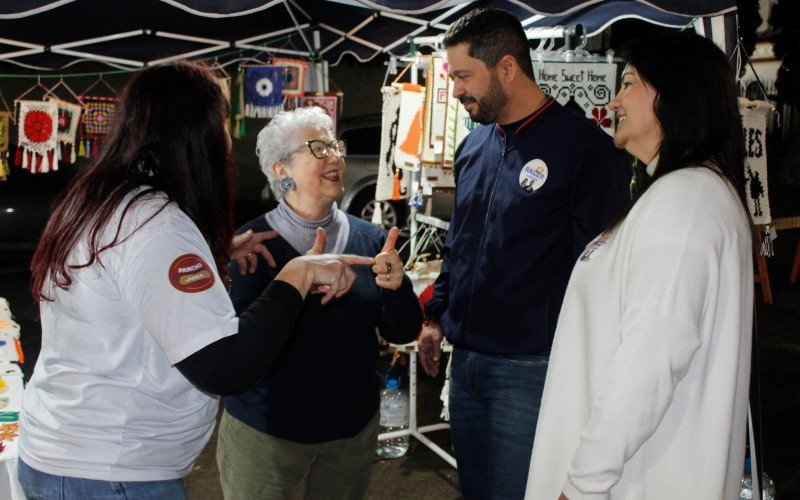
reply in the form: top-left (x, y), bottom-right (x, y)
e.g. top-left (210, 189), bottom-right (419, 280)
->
top-left (23, 110), bottom-right (54, 143)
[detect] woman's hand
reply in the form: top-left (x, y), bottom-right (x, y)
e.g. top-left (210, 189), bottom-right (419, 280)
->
top-left (372, 226), bottom-right (404, 291)
top-left (229, 229), bottom-right (278, 274)
top-left (277, 228), bottom-right (374, 304)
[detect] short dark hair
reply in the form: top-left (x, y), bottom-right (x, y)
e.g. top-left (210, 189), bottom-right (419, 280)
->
top-left (607, 31), bottom-right (747, 231)
top-left (443, 7), bottom-right (534, 79)
top-left (31, 62), bottom-right (235, 300)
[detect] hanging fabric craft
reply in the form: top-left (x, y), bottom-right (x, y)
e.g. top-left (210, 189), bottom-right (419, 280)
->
top-left (376, 86), bottom-right (402, 202)
top-left (443, 87), bottom-right (473, 165)
top-left (16, 100), bottom-right (59, 173)
top-left (0, 112), bottom-right (11, 181)
top-left (49, 98), bottom-right (83, 164)
top-left (244, 66), bottom-right (284, 119)
top-left (739, 99), bottom-right (771, 226)
top-left (299, 94), bottom-right (339, 136)
top-left (421, 57), bottom-right (449, 165)
top-left (79, 96), bottom-right (117, 158)
top-left (273, 58), bottom-right (307, 98)
top-left (534, 61), bottom-right (617, 136)
top-left (393, 83), bottom-right (425, 172)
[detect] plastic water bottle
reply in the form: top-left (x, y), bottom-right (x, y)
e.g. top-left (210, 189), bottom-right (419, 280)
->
top-left (740, 459), bottom-right (776, 500)
top-left (376, 378), bottom-right (409, 459)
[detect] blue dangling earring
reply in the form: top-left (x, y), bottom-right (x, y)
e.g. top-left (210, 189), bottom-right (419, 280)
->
top-left (279, 177), bottom-right (295, 192)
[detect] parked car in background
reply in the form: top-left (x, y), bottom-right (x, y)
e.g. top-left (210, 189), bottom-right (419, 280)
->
top-left (336, 114), bottom-right (453, 235)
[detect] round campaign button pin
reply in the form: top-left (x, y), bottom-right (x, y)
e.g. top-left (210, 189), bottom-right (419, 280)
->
top-left (169, 254), bottom-right (215, 293)
top-left (519, 159), bottom-right (548, 192)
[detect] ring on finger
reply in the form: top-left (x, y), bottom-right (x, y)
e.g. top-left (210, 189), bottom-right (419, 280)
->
top-left (386, 262), bottom-right (392, 273)
top-left (247, 252), bottom-right (253, 257)
top-left (384, 274), bottom-right (391, 281)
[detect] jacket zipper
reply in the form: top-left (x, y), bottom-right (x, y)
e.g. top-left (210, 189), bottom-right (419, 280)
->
top-left (464, 137), bottom-right (508, 339)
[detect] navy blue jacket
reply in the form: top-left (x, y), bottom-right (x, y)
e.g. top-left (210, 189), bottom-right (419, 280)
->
top-left (425, 99), bottom-right (630, 355)
top-left (224, 215), bottom-right (421, 443)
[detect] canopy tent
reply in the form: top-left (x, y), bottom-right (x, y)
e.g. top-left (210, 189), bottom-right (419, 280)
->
top-left (0, 0), bottom-right (737, 71)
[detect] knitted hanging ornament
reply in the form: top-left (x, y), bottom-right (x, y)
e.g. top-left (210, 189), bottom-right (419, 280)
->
top-left (49, 98), bottom-right (83, 164)
top-left (232, 68), bottom-right (246, 138)
top-left (16, 100), bottom-right (59, 173)
top-left (244, 66), bottom-right (284, 119)
top-left (421, 57), bottom-right (449, 165)
top-left (375, 86), bottom-right (401, 202)
top-left (0, 111), bottom-right (11, 181)
top-left (273, 58), bottom-right (307, 98)
top-left (394, 83), bottom-right (425, 173)
top-left (79, 95), bottom-right (117, 159)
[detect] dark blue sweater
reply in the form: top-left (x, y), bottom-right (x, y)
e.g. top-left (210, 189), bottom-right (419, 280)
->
top-left (425, 100), bottom-right (631, 355)
top-left (223, 214), bottom-right (421, 443)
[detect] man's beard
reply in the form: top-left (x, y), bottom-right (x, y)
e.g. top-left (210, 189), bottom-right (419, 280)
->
top-left (460, 72), bottom-right (508, 125)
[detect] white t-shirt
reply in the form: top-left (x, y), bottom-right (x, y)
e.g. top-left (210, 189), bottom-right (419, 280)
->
top-left (526, 168), bottom-right (753, 500)
top-left (20, 190), bottom-right (239, 481)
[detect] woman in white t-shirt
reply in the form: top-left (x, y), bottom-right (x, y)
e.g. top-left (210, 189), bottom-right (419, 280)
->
top-left (18, 62), bottom-right (374, 499)
top-left (525, 32), bottom-right (753, 499)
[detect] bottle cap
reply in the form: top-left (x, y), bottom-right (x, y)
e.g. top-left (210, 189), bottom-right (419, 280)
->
top-left (386, 378), bottom-right (400, 390)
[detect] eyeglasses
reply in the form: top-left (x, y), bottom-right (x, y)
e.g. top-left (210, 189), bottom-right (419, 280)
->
top-left (296, 139), bottom-right (347, 159)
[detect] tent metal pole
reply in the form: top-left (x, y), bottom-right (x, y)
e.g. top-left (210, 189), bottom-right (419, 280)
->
top-left (149, 31), bottom-right (226, 46)
top-left (382, 3), bottom-right (469, 54)
top-left (283, 0), bottom-right (313, 53)
top-left (50, 48), bottom-right (144, 67)
top-left (150, 44), bottom-right (229, 66)
top-left (0, 48), bottom-right (43, 61)
top-left (51, 30), bottom-right (145, 50)
top-left (235, 43), bottom-right (310, 57)
top-left (313, 30), bottom-right (324, 93)
top-left (237, 24), bottom-right (311, 45)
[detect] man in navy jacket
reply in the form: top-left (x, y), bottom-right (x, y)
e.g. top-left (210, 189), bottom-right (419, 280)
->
top-left (419, 8), bottom-right (631, 499)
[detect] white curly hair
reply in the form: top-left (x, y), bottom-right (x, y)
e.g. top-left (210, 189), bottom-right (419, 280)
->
top-left (256, 106), bottom-right (334, 199)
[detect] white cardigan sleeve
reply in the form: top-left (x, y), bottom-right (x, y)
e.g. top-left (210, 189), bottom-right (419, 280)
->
top-left (562, 174), bottom-right (726, 499)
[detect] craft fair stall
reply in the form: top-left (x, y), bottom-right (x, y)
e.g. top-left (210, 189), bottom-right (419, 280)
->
top-left (1, 0), bottom-right (751, 476)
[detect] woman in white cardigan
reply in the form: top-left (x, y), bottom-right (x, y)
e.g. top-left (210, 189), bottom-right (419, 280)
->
top-left (526, 31), bottom-right (753, 500)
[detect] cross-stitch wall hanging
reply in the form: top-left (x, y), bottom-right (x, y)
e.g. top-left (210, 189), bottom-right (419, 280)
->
top-left (421, 57), bottom-right (449, 165)
top-left (15, 100), bottom-right (59, 173)
top-left (49, 98), bottom-right (83, 164)
top-left (79, 96), bottom-right (117, 158)
top-left (245, 66), bottom-right (284, 118)
top-left (273, 58), bottom-right (307, 98)
top-left (740, 99), bottom-right (771, 226)
top-left (299, 94), bottom-right (339, 136)
top-left (534, 61), bottom-right (617, 136)
top-left (376, 85), bottom-right (405, 202)
top-left (394, 83), bottom-right (425, 172)
top-left (443, 87), bottom-right (473, 166)
top-left (0, 112), bottom-right (11, 181)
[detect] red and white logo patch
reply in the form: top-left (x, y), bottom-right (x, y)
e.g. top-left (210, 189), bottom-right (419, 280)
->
top-left (168, 254), bottom-right (215, 293)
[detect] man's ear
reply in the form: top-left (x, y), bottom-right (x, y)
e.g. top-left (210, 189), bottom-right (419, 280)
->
top-left (498, 54), bottom-right (517, 83)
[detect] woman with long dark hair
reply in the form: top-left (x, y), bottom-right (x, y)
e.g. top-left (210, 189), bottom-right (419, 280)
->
top-left (526, 31), bottom-right (753, 499)
top-left (18, 62), bottom-right (372, 499)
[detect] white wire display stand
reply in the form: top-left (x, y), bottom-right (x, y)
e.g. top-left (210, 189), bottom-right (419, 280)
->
top-left (378, 341), bottom-right (456, 468)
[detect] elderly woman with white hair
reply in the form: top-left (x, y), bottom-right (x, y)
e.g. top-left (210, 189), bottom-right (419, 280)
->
top-left (216, 106), bottom-right (422, 500)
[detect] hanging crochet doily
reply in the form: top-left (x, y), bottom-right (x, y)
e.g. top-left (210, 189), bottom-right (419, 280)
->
top-left (79, 95), bottom-right (117, 158)
top-left (0, 112), bottom-right (11, 180)
top-left (299, 94), bottom-right (339, 136)
top-left (273, 58), bottom-right (307, 98)
top-left (16, 100), bottom-right (59, 173)
top-left (50, 98), bottom-right (83, 164)
top-left (244, 66), bottom-right (284, 119)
